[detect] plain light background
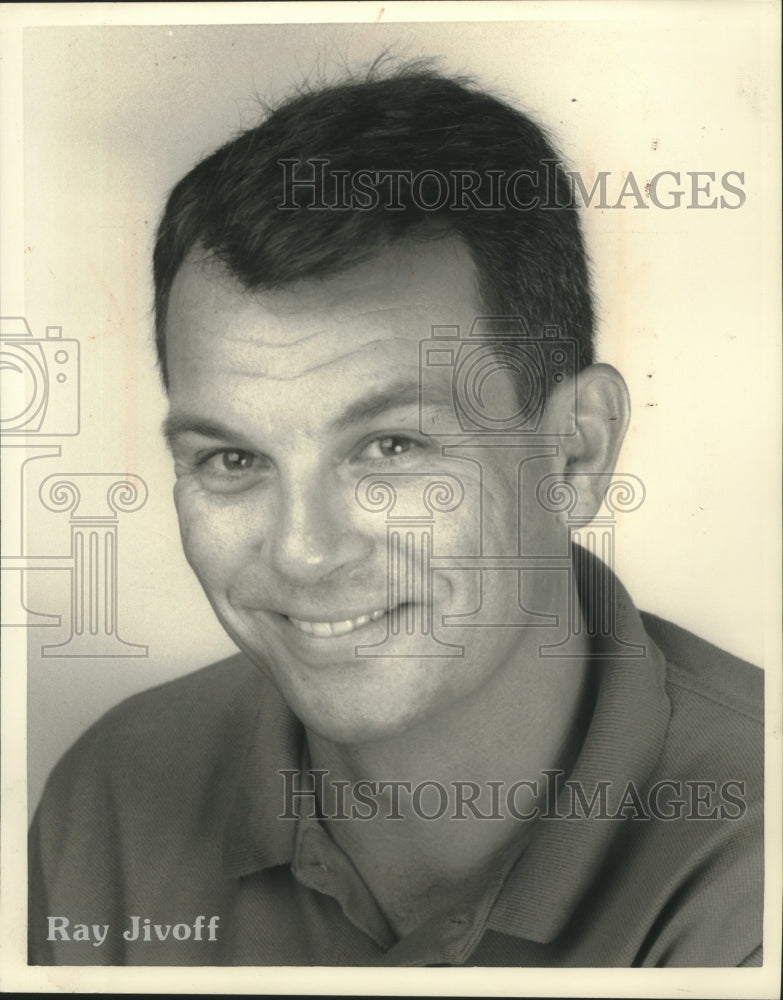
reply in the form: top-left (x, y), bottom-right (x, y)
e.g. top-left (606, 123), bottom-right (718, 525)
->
top-left (11, 11), bottom-right (779, 818)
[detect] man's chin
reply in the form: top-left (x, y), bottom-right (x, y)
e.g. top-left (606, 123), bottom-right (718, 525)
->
top-left (241, 645), bottom-right (449, 746)
top-left (215, 604), bottom-right (475, 745)
top-left (268, 660), bottom-right (442, 746)
top-left (293, 699), bottom-right (431, 748)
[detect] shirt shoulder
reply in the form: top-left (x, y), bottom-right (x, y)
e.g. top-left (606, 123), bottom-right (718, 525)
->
top-left (641, 610), bottom-right (763, 800)
top-left (32, 652), bottom-right (268, 838)
top-left (36, 652), bottom-right (275, 856)
top-left (633, 613), bottom-right (764, 966)
top-left (29, 653), bottom-right (271, 963)
top-left (58, 653), bottom-right (265, 774)
top-left (640, 611), bottom-right (763, 727)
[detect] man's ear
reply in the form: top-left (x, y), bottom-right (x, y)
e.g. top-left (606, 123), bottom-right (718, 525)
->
top-left (547, 363), bottom-right (630, 522)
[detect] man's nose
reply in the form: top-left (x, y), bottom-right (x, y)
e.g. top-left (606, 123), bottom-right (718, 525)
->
top-left (261, 476), bottom-right (372, 586)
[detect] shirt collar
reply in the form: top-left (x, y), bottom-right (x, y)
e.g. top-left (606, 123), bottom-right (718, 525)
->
top-left (222, 676), bottom-right (304, 877)
top-left (486, 545), bottom-right (672, 943)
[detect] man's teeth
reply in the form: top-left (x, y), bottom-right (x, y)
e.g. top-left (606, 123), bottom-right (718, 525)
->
top-left (288, 608), bottom-right (388, 638)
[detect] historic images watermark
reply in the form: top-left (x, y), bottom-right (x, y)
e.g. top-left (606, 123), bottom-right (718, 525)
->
top-left (279, 159), bottom-right (747, 211)
top-left (279, 769), bottom-right (748, 823)
top-left (0, 315), bottom-right (148, 656)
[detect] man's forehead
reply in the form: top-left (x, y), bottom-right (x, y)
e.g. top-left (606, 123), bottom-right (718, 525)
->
top-left (167, 237), bottom-right (479, 338)
top-left (164, 238), bottom-right (481, 389)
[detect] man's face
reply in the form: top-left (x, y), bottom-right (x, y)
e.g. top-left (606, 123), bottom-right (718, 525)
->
top-left (164, 238), bottom-right (566, 745)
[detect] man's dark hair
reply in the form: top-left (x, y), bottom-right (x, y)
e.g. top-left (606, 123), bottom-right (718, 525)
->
top-left (153, 65), bottom-right (594, 387)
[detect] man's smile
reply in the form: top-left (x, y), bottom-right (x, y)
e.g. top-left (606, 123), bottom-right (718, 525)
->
top-left (286, 606), bottom-right (389, 638)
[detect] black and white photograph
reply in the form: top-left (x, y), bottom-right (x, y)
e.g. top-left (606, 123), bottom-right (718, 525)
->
top-left (1, 1), bottom-right (780, 994)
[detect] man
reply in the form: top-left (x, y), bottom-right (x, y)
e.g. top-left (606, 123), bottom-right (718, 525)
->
top-left (28, 67), bottom-right (763, 966)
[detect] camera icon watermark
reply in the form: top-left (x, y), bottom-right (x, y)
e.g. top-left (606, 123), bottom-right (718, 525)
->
top-left (419, 317), bottom-right (578, 436)
top-left (0, 317), bottom-right (80, 436)
top-left (0, 315), bottom-right (147, 655)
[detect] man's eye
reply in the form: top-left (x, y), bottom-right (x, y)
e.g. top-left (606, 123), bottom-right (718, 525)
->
top-left (376, 436), bottom-right (414, 458)
top-left (195, 448), bottom-right (269, 492)
top-left (210, 450), bottom-right (256, 472)
top-left (357, 435), bottom-right (423, 464)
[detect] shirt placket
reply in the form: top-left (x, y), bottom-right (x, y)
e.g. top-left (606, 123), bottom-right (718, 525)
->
top-left (291, 813), bottom-right (396, 952)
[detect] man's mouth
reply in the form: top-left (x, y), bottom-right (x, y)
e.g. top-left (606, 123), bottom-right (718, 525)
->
top-left (286, 607), bottom-right (389, 638)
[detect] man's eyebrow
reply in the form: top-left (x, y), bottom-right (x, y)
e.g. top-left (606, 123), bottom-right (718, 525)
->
top-left (162, 414), bottom-right (246, 449)
top-left (162, 380), bottom-right (453, 446)
top-left (329, 379), bottom-right (451, 434)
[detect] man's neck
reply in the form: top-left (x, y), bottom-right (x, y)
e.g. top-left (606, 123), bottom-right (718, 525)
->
top-left (305, 634), bottom-right (595, 937)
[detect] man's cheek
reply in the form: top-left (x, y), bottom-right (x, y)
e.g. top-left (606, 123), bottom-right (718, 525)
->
top-left (173, 482), bottom-right (209, 558)
top-left (174, 486), bottom-right (257, 579)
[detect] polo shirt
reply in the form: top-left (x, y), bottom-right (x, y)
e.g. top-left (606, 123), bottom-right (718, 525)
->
top-left (28, 549), bottom-right (763, 966)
